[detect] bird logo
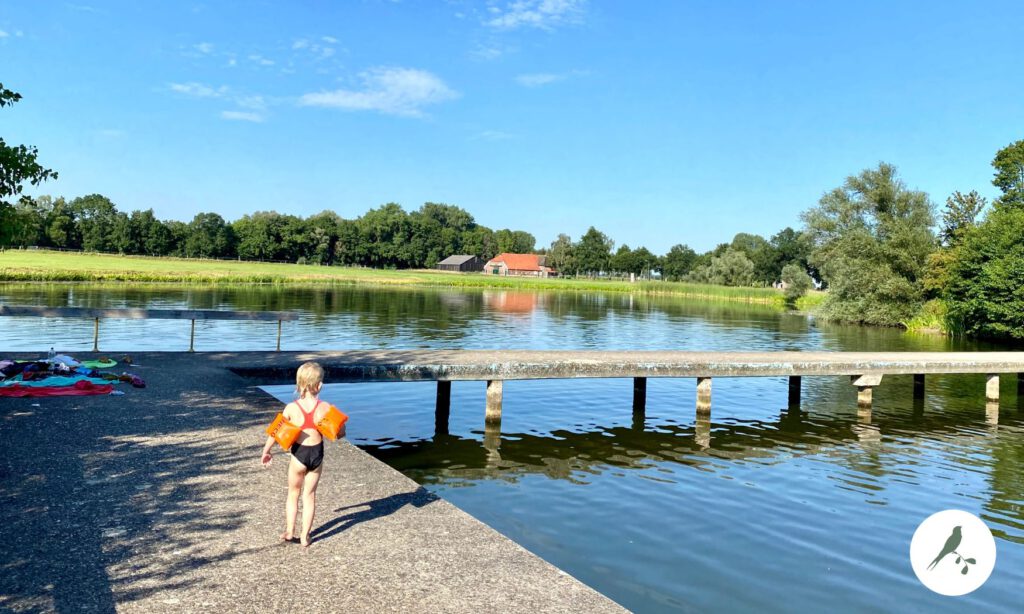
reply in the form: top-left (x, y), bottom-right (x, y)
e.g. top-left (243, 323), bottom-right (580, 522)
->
top-left (910, 510), bottom-right (995, 596)
top-left (927, 526), bottom-right (977, 575)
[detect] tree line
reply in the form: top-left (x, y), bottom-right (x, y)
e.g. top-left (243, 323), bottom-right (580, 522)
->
top-left (0, 196), bottom-right (540, 268)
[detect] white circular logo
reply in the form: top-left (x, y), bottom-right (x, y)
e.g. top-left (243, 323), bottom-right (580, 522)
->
top-left (910, 509), bottom-right (997, 596)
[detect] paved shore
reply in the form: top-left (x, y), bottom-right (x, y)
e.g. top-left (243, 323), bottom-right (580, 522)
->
top-left (0, 352), bottom-right (624, 613)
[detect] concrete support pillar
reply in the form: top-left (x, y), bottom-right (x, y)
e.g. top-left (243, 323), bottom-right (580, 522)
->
top-left (913, 374), bottom-right (925, 399)
top-left (695, 411), bottom-right (711, 449)
top-left (986, 374), bottom-right (1000, 403)
top-left (986, 401), bottom-right (999, 425)
top-left (696, 377), bottom-right (712, 414)
top-left (851, 374), bottom-right (883, 409)
top-left (485, 380), bottom-right (503, 425)
top-left (435, 381), bottom-right (451, 436)
top-left (788, 376), bottom-right (801, 407)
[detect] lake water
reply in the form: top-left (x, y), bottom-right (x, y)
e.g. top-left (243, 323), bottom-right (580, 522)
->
top-left (2, 284), bottom-right (1022, 612)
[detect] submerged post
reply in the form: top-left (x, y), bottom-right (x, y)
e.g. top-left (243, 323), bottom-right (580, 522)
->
top-left (435, 381), bottom-right (451, 436)
top-left (485, 380), bottom-right (503, 424)
top-left (92, 317), bottom-right (100, 352)
top-left (1018, 373), bottom-right (1024, 398)
top-left (695, 411), bottom-right (711, 449)
top-left (696, 377), bottom-right (712, 414)
top-left (986, 374), bottom-right (1000, 402)
top-left (276, 320), bottom-right (283, 352)
top-left (986, 401), bottom-right (999, 425)
top-left (851, 374), bottom-right (883, 408)
top-left (633, 377), bottom-right (647, 415)
top-left (788, 376), bottom-right (801, 406)
top-left (913, 374), bottom-right (925, 398)
top-left (189, 319), bottom-right (196, 352)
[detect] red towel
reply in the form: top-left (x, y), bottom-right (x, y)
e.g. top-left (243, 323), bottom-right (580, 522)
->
top-left (0, 380), bottom-right (114, 397)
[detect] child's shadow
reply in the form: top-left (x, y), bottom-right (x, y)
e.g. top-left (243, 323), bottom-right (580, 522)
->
top-left (310, 487), bottom-right (440, 543)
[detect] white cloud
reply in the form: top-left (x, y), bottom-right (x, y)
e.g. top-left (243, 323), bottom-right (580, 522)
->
top-left (194, 42), bottom-right (214, 54)
top-left (486, 0), bottom-right (586, 30)
top-left (0, 30), bottom-right (8, 38)
top-left (298, 67), bottom-right (458, 117)
top-left (221, 110), bottom-right (264, 123)
top-left (169, 82), bottom-right (228, 98)
top-left (248, 54), bottom-right (275, 66)
top-left (235, 95), bottom-right (266, 110)
top-left (516, 72), bottom-right (563, 87)
top-left (474, 130), bottom-right (515, 141)
top-left (322, 36), bottom-right (338, 44)
top-left (293, 39), bottom-right (309, 50)
top-left (15, 30), bottom-right (23, 37)
top-left (96, 128), bottom-right (125, 138)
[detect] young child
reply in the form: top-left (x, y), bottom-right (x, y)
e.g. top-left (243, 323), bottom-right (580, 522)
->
top-left (260, 361), bottom-right (343, 548)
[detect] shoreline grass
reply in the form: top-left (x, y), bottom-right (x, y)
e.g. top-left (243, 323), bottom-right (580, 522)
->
top-left (0, 249), bottom-right (825, 310)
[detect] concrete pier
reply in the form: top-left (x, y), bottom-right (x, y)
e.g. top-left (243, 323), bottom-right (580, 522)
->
top-left (486, 379), bottom-right (503, 424)
top-left (987, 374), bottom-right (1000, 402)
top-left (696, 377), bottom-right (712, 413)
top-left (0, 352), bottom-right (623, 613)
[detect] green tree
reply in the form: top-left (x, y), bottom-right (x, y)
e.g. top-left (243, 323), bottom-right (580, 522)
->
top-left (185, 212), bottom-right (234, 258)
top-left (688, 247), bottom-right (755, 286)
top-left (781, 263), bottom-right (812, 306)
top-left (547, 233), bottom-right (576, 274)
top-left (801, 163), bottom-right (936, 326)
top-left (768, 227), bottom-right (814, 283)
top-left (991, 139), bottom-right (1024, 210)
top-left (943, 142), bottom-right (1024, 339)
top-left (940, 190), bottom-right (986, 247)
top-left (662, 244), bottom-right (697, 281)
top-left (575, 226), bottom-right (613, 275)
top-left (1, 84), bottom-right (58, 247)
top-left (70, 194), bottom-right (119, 252)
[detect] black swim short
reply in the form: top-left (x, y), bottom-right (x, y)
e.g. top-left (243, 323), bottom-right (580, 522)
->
top-left (289, 441), bottom-right (324, 471)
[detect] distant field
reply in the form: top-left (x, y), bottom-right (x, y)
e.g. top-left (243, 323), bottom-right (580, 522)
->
top-left (0, 249), bottom-right (825, 309)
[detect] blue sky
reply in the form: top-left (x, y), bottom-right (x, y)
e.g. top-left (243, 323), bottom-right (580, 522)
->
top-left (2, 1), bottom-right (1022, 253)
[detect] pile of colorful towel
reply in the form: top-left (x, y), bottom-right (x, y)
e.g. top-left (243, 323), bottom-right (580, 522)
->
top-left (0, 355), bottom-right (146, 397)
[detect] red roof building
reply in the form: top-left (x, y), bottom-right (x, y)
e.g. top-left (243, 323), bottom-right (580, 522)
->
top-left (484, 253), bottom-right (557, 277)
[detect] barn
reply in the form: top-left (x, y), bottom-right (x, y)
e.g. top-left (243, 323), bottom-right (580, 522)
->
top-left (484, 253), bottom-right (557, 277)
top-left (437, 255), bottom-right (484, 272)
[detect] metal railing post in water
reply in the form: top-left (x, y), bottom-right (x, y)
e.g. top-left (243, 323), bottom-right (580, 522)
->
top-left (276, 320), bottom-right (282, 352)
top-left (93, 317), bottom-right (100, 352)
top-left (435, 381), bottom-right (451, 436)
top-left (189, 319), bottom-right (196, 352)
top-left (788, 376), bottom-right (801, 407)
top-left (913, 374), bottom-right (925, 399)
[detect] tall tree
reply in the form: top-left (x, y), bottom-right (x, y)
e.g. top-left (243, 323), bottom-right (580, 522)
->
top-left (940, 190), bottom-right (986, 247)
top-left (70, 194), bottom-right (119, 252)
top-left (185, 212), bottom-right (234, 258)
top-left (991, 139), bottom-right (1024, 210)
top-left (802, 163), bottom-right (935, 326)
top-left (547, 233), bottom-right (576, 274)
top-left (1, 84), bottom-right (58, 246)
top-left (575, 226), bottom-right (613, 275)
top-left (662, 244), bottom-right (697, 281)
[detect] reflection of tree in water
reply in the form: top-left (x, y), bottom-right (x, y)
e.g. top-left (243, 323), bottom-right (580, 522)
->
top-left (984, 420), bottom-right (1024, 544)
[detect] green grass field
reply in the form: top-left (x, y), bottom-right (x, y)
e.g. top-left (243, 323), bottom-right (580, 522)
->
top-left (0, 249), bottom-right (826, 310)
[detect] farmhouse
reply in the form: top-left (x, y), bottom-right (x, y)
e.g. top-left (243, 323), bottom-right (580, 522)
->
top-left (437, 255), bottom-right (484, 272)
top-left (484, 253), bottom-right (557, 277)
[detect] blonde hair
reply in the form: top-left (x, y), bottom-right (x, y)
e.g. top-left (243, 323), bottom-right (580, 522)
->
top-left (295, 362), bottom-right (325, 398)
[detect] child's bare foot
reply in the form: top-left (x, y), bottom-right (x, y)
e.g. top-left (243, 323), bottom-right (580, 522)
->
top-left (280, 531), bottom-right (293, 543)
top-left (300, 534), bottom-right (311, 549)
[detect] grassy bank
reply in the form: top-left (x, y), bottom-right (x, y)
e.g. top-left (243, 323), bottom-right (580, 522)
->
top-left (0, 249), bottom-right (824, 309)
